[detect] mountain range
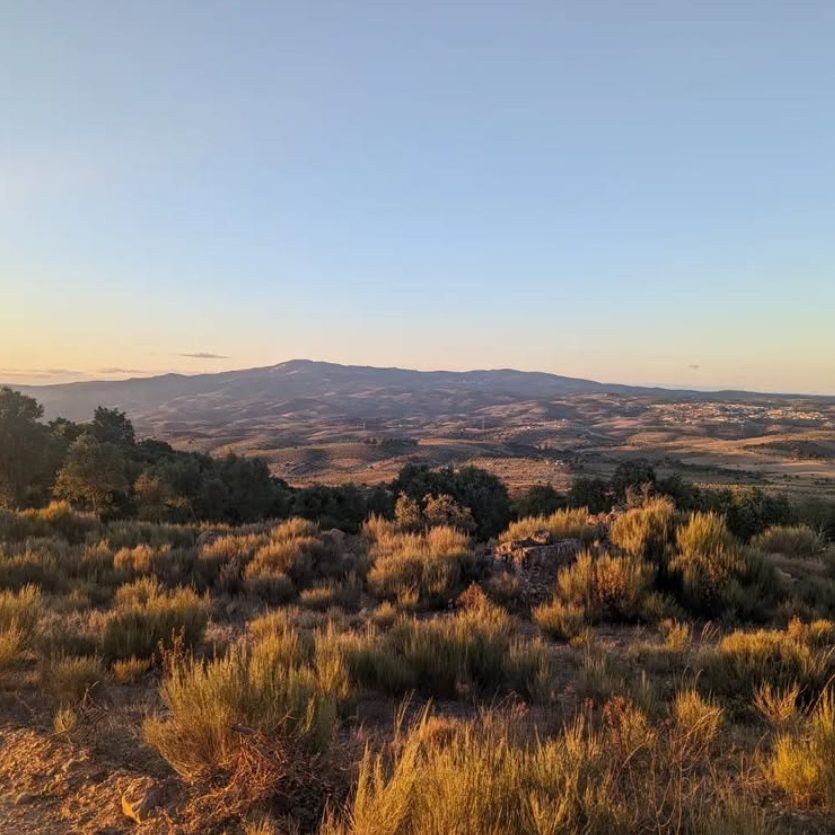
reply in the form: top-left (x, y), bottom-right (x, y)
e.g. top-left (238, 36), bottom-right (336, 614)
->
top-left (9, 360), bottom-right (829, 433)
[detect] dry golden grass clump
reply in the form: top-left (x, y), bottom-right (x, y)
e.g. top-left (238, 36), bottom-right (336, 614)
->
top-left (610, 496), bottom-right (676, 562)
top-left (242, 517), bottom-right (355, 602)
top-left (769, 690), bottom-right (835, 809)
top-left (500, 507), bottom-right (599, 544)
top-left (328, 590), bottom-right (551, 701)
top-left (0, 583), bottom-right (42, 668)
top-left (42, 653), bottom-right (106, 704)
top-left (102, 577), bottom-right (208, 661)
top-left (553, 549), bottom-right (655, 624)
top-left (143, 622), bottom-right (339, 781)
top-left (533, 598), bottom-right (587, 640)
top-left (670, 512), bottom-right (775, 619)
top-left (699, 618), bottom-right (835, 706)
top-left (367, 525), bottom-right (475, 607)
top-left (0, 501), bottom-right (98, 544)
top-left (321, 699), bottom-right (765, 835)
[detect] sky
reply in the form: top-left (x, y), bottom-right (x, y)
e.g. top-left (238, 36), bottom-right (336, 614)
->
top-left (2, 1), bottom-right (834, 393)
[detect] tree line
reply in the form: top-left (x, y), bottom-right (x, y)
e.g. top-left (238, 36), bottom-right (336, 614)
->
top-left (2, 386), bottom-right (831, 541)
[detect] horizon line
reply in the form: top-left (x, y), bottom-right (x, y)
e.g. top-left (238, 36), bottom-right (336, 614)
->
top-left (4, 358), bottom-right (834, 400)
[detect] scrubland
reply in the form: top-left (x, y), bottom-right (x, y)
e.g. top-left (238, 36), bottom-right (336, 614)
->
top-left (3, 496), bottom-right (835, 833)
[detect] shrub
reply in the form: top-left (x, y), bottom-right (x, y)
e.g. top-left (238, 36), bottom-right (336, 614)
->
top-left (367, 526), bottom-right (475, 607)
top-left (244, 518), bottom-right (351, 594)
top-left (244, 572), bottom-right (296, 604)
top-left (322, 700), bottom-right (767, 835)
top-left (144, 630), bottom-right (338, 780)
top-left (333, 598), bottom-right (551, 701)
top-left (673, 688), bottom-right (723, 749)
top-left (753, 682), bottom-right (800, 729)
top-left (0, 502), bottom-right (98, 544)
top-left (609, 497), bottom-right (676, 562)
top-left (533, 599), bottom-right (587, 640)
top-left (670, 512), bottom-right (776, 618)
top-left (103, 578), bottom-right (208, 661)
top-left (0, 583), bottom-right (42, 639)
top-left (752, 525), bottom-right (824, 558)
top-left (500, 507), bottom-right (598, 544)
top-left (43, 654), bottom-right (106, 704)
top-left (555, 550), bottom-right (654, 623)
top-left (769, 690), bottom-right (835, 809)
top-left (112, 656), bottom-right (152, 684)
top-left (699, 620), bottom-right (835, 707)
top-left (0, 627), bottom-right (24, 670)
top-left (0, 584), bottom-right (42, 667)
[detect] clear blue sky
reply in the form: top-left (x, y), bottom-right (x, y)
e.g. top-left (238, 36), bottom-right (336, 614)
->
top-left (2, 1), bottom-right (834, 392)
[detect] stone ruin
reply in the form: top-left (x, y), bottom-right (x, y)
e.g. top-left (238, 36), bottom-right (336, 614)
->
top-left (493, 531), bottom-right (584, 605)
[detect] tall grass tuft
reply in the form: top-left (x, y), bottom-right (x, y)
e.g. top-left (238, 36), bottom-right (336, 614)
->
top-left (103, 577), bottom-right (208, 661)
top-left (322, 699), bottom-right (768, 835)
top-left (500, 507), bottom-right (599, 544)
top-left (144, 627), bottom-right (337, 780)
top-left (367, 526), bottom-right (475, 608)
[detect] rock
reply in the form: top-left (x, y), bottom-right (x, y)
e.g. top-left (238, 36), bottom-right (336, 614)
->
top-left (121, 785), bottom-right (163, 824)
top-left (493, 538), bottom-right (583, 605)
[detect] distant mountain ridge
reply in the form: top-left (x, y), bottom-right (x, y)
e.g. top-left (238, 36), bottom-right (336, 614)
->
top-left (8, 359), bottom-right (831, 434)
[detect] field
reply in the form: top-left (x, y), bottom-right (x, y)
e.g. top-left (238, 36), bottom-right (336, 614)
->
top-left (4, 495), bottom-right (835, 833)
top-left (186, 394), bottom-right (835, 499)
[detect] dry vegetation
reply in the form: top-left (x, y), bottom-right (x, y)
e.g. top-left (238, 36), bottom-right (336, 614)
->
top-left (3, 492), bottom-right (835, 833)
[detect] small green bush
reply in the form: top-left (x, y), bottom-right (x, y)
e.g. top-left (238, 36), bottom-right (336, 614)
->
top-left (753, 525), bottom-right (824, 558)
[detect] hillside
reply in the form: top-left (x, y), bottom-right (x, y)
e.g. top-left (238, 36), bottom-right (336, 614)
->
top-left (9, 360), bottom-right (835, 493)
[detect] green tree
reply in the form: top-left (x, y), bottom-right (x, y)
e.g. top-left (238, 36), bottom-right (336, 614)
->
top-left (0, 387), bottom-right (48, 507)
top-left (567, 476), bottom-right (610, 514)
top-left (513, 484), bottom-right (566, 518)
top-left (54, 434), bottom-right (129, 514)
top-left (611, 459), bottom-right (657, 502)
top-left (91, 406), bottom-right (136, 447)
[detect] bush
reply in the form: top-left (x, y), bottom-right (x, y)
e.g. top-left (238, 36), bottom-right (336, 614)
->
top-left (103, 578), bottom-right (208, 661)
top-left (0, 583), bottom-right (42, 638)
top-left (769, 689), bottom-right (835, 809)
top-left (500, 508), bottom-right (598, 544)
top-left (610, 497), bottom-right (676, 563)
top-left (699, 620), bottom-right (835, 707)
top-left (670, 513), bottom-right (776, 618)
top-left (112, 656), bottom-right (152, 684)
top-left (333, 596), bottom-right (551, 701)
top-left (0, 584), bottom-right (42, 667)
top-left (43, 654), bottom-right (106, 704)
top-left (533, 599), bottom-right (587, 640)
top-left (144, 629), bottom-right (338, 780)
top-left (367, 526), bottom-right (475, 607)
top-left (555, 550), bottom-right (654, 623)
top-left (0, 502), bottom-right (98, 544)
top-left (752, 525), bottom-right (824, 558)
top-left (321, 700), bottom-right (767, 835)
top-left (244, 518), bottom-right (351, 593)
